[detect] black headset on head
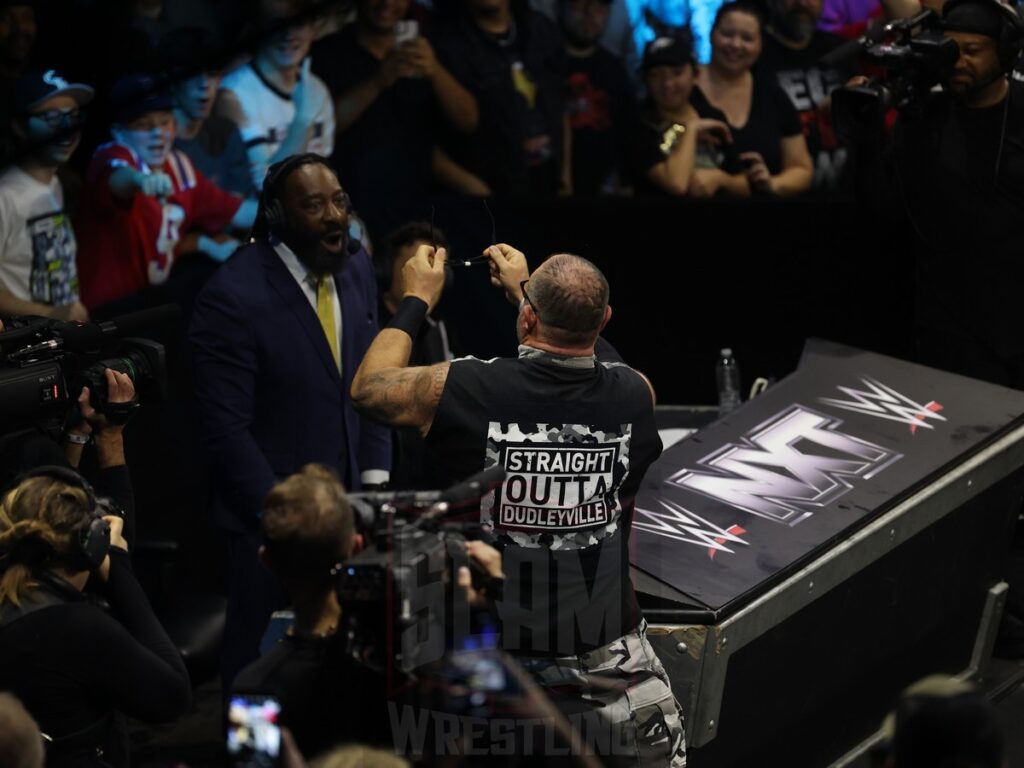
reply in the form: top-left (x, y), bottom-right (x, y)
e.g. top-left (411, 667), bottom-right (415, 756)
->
top-left (943, 0), bottom-right (1024, 72)
top-left (16, 466), bottom-right (114, 572)
top-left (251, 152), bottom-right (338, 242)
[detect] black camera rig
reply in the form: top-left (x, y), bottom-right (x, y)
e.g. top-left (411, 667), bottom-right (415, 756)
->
top-left (0, 305), bottom-right (174, 435)
top-left (336, 466), bottom-right (507, 675)
top-left (832, 9), bottom-right (960, 140)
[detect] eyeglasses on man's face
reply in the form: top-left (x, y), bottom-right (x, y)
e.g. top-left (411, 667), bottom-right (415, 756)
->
top-left (520, 280), bottom-right (534, 311)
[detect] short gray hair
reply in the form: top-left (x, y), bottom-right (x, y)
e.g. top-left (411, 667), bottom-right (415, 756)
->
top-left (529, 254), bottom-right (610, 345)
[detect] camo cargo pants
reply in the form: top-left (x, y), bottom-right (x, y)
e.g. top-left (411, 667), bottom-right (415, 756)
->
top-left (516, 620), bottom-right (687, 767)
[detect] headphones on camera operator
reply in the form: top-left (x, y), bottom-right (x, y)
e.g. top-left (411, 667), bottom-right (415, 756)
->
top-left (941, 0), bottom-right (1024, 193)
top-left (0, 468), bottom-right (122, 756)
top-left (893, 0), bottom-right (1024, 236)
top-left (942, 0), bottom-right (1024, 73)
top-left (0, 465), bottom-right (118, 585)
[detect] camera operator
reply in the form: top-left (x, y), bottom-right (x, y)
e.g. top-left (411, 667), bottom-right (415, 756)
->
top-left (0, 467), bottom-right (191, 768)
top-left (857, 0), bottom-right (1024, 385)
top-left (351, 245), bottom-right (685, 766)
top-left (0, 368), bottom-right (139, 547)
top-left (232, 464), bottom-right (391, 759)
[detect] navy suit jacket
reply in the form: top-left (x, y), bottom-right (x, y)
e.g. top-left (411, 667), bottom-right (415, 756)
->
top-left (190, 240), bottom-right (391, 532)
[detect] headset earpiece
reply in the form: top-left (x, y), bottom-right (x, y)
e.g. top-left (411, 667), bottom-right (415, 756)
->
top-left (257, 153), bottom-right (336, 241)
top-left (75, 517), bottom-right (111, 572)
top-left (1005, 8), bottom-right (1024, 69)
top-left (264, 198), bottom-right (287, 237)
top-left (943, 0), bottom-right (1024, 72)
top-left (19, 466), bottom-right (111, 572)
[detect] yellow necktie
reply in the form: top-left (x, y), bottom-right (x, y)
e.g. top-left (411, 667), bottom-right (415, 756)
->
top-left (316, 276), bottom-right (340, 369)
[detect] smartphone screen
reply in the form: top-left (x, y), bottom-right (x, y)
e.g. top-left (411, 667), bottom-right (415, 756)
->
top-left (226, 694), bottom-right (282, 768)
top-left (395, 19), bottom-right (419, 45)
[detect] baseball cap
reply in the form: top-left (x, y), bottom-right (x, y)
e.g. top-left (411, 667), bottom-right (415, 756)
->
top-left (109, 73), bottom-right (176, 125)
top-left (642, 35), bottom-right (697, 69)
top-left (12, 69), bottom-right (94, 116)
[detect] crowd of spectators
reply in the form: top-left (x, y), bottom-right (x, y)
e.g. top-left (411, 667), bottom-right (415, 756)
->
top-left (0, 0), bottom-right (927, 325)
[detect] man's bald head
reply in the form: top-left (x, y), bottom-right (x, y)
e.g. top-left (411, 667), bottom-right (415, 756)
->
top-left (528, 254), bottom-right (610, 346)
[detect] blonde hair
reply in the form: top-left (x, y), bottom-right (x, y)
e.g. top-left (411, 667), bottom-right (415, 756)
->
top-left (0, 476), bottom-right (93, 607)
top-left (312, 745), bottom-right (409, 768)
top-left (261, 464), bottom-right (355, 586)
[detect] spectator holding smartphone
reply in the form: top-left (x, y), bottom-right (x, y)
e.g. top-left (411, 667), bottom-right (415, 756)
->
top-left (311, 0), bottom-right (477, 238)
top-left (691, 1), bottom-right (812, 197)
top-left (432, 0), bottom-right (572, 197)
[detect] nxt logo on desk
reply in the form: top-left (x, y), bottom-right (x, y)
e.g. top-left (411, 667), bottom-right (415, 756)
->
top-left (667, 406), bottom-right (902, 525)
top-left (481, 422), bottom-right (631, 549)
top-left (818, 377), bottom-right (946, 435)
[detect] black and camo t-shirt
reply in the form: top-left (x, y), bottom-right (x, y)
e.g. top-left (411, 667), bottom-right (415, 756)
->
top-left (425, 347), bottom-right (662, 654)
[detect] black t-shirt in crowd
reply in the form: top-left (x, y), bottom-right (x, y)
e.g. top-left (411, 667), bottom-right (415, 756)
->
top-left (0, 551), bottom-right (190, 768)
top-left (312, 24), bottom-right (436, 237)
top-left (565, 46), bottom-right (638, 195)
top-left (691, 77), bottom-right (803, 177)
top-left (424, 348), bottom-right (662, 655)
top-left (628, 101), bottom-right (743, 196)
top-left (891, 80), bottom-right (1024, 357)
top-left (233, 633), bottom-right (393, 759)
top-left (432, 11), bottom-right (567, 197)
top-left (759, 31), bottom-right (854, 193)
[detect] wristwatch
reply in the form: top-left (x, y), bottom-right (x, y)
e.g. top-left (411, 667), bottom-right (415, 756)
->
top-left (65, 432), bottom-right (90, 445)
top-left (660, 123), bottom-right (687, 156)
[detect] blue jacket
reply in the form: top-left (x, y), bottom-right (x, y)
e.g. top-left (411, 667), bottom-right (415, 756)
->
top-left (190, 240), bottom-right (391, 531)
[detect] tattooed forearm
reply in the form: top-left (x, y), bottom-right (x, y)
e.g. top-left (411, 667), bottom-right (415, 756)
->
top-left (351, 363), bottom-right (450, 428)
top-left (358, 369), bottom-right (421, 421)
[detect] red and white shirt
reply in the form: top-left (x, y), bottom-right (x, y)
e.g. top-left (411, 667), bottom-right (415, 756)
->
top-left (75, 142), bottom-right (242, 309)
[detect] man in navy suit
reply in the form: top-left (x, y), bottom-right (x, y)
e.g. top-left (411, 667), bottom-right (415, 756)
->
top-left (190, 153), bottom-right (391, 685)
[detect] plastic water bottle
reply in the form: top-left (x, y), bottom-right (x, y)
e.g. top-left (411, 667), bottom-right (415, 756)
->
top-left (717, 348), bottom-right (742, 415)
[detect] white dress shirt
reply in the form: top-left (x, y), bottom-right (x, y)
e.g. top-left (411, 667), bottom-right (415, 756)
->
top-left (273, 240), bottom-right (343, 373)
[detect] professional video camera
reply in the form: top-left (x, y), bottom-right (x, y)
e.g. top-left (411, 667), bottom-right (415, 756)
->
top-left (0, 306), bottom-right (175, 435)
top-left (832, 9), bottom-right (959, 140)
top-left (336, 466), bottom-right (506, 675)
